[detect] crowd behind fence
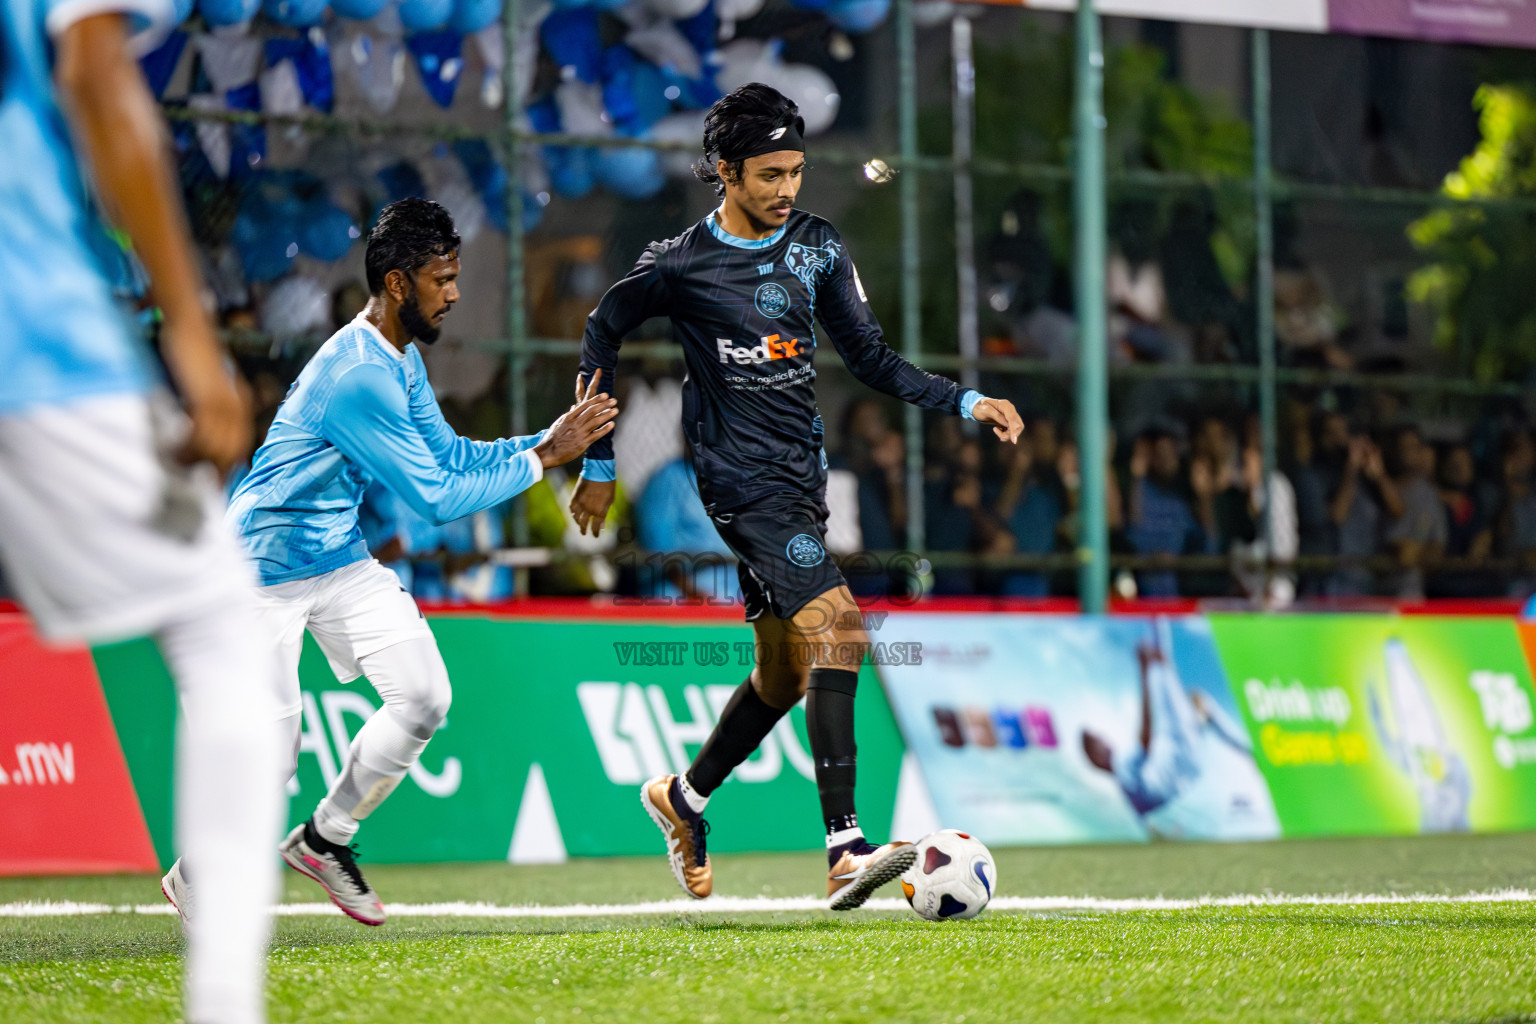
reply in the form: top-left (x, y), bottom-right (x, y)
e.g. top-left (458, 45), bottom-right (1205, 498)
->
top-left (44, 5), bottom-right (1532, 607)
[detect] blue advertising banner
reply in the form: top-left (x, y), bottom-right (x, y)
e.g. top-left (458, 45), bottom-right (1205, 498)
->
top-left (877, 615), bottom-right (1280, 845)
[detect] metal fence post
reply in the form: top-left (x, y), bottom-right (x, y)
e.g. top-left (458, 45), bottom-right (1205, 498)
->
top-left (1252, 28), bottom-right (1277, 599)
top-left (952, 12), bottom-right (979, 398)
top-left (1074, 0), bottom-right (1109, 613)
top-left (898, 0), bottom-right (926, 556)
top-left (504, 0), bottom-right (532, 568)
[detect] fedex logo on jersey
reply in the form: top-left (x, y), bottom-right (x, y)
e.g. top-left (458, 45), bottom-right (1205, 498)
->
top-left (716, 334), bottom-right (804, 365)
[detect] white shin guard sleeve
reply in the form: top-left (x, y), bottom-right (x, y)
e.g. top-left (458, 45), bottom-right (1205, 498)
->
top-left (311, 639), bottom-right (449, 845)
top-left (312, 709), bottom-right (429, 843)
top-left (158, 596), bottom-right (284, 1024)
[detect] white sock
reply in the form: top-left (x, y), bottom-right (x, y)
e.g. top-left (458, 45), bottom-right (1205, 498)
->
top-left (158, 596), bottom-right (284, 1024)
top-left (827, 826), bottom-right (866, 851)
top-left (312, 709), bottom-right (428, 846)
top-left (677, 773), bottom-right (710, 815)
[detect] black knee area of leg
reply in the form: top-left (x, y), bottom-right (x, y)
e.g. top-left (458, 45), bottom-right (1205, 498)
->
top-left (807, 667), bottom-right (859, 697)
top-left (687, 676), bottom-right (788, 796)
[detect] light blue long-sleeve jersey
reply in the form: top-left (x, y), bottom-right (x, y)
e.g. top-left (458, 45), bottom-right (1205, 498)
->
top-left (228, 317), bottom-right (544, 585)
top-left (0, 0), bottom-right (172, 416)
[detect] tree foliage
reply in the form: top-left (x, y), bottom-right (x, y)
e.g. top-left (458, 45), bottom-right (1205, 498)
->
top-left (1408, 84), bottom-right (1536, 382)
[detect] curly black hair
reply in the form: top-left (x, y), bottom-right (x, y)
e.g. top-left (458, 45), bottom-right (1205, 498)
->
top-left (365, 198), bottom-right (461, 294)
top-left (692, 83), bottom-right (802, 198)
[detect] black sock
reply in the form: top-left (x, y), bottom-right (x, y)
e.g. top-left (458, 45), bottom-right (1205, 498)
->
top-left (304, 818), bottom-right (346, 854)
top-left (685, 677), bottom-right (789, 796)
top-left (806, 668), bottom-right (861, 841)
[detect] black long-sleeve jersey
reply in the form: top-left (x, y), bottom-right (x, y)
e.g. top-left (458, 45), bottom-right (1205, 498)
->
top-left (579, 209), bottom-right (970, 515)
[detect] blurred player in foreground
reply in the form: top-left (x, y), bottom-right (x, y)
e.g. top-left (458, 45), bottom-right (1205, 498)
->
top-left (163, 198), bottom-right (618, 927)
top-left (571, 84), bottom-right (1022, 909)
top-left (0, 4), bottom-right (283, 1022)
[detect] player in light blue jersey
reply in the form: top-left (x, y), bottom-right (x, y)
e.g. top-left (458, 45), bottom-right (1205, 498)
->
top-left (0, 5), bottom-right (284, 1023)
top-left (164, 199), bottom-right (616, 926)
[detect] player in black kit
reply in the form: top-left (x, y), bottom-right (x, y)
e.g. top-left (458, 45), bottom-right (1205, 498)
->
top-left (570, 83), bottom-right (1022, 909)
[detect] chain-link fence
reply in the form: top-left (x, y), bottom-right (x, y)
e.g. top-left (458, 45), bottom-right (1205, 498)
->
top-left (145, 3), bottom-right (1536, 606)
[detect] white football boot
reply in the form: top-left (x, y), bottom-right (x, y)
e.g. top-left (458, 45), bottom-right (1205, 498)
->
top-left (160, 858), bottom-right (193, 931)
top-left (278, 820), bottom-right (385, 926)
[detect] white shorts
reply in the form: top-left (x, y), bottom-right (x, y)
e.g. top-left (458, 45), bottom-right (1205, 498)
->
top-left (0, 392), bottom-right (259, 644)
top-left (256, 558), bottom-right (436, 719)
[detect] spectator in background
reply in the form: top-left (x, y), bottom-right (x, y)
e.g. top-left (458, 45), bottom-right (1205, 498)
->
top-left (925, 430), bottom-right (983, 596)
top-left (1108, 201), bottom-right (1198, 442)
top-left (1056, 428), bottom-right (1125, 578)
top-left (989, 418), bottom-right (1069, 597)
top-left (1384, 426), bottom-right (1447, 600)
top-left (1296, 412), bottom-right (1401, 597)
top-left (1187, 415), bottom-right (1255, 596)
top-left (1232, 415), bottom-right (1299, 607)
top-left (840, 398), bottom-right (907, 550)
top-left (1126, 422), bottom-right (1214, 598)
top-left (1161, 196), bottom-right (1241, 365)
top-left (1108, 200), bottom-right (1176, 364)
top-left (224, 366), bottom-right (288, 498)
top-left (636, 452), bottom-right (738, 605)
top-left (985, 189), bottom-right (1075, 368)
top-left (1494, 429), bottom-right (1536, 598)
top-left (437, 504), bottom-right (515, 604)
top-left (1275, 267), bottom-right (1350, 370)
top-left (1290, 405), bottom-right (1328, 595)
top-left (1430, 442), bottom-right (1494, 598)
top-left (362, 483), bottom-right (514, 604)
top-left (359, 480), bottom-right (441, 596)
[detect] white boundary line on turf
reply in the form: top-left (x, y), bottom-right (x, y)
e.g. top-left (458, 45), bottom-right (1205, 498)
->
top-left (2, 890), bottom-right (1536, 918)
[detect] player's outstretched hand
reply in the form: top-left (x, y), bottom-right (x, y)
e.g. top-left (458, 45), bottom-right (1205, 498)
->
top-left (570, 476), bottom-right (616, 538)
top-left (535, 370), bottom-right (618, 469)
top-left (973, 397), bottom-right (1024, 444)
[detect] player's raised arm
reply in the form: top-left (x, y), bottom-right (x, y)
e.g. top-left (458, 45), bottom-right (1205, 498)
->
top-left (325, 362), bottom-right (616, 526)
top-left (571, 247), bottom-right (671, 535)
top-left (410, 373), bottom-right (549, 472)
top-left (53, 12), bottom-right (250, 475)
top-left (817, 234), bottom-right (1022, 444)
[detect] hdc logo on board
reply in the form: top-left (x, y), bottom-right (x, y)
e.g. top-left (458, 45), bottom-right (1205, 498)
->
top-left (931, 705), bottom-right (1059, 750)
top-left (578, 681), bottom-right (816, 785)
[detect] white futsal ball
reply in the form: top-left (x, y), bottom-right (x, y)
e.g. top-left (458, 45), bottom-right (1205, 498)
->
top-left (899, 830), bottom-right (996, 921)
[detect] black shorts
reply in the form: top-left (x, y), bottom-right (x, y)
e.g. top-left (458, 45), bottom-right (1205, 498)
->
top-left (711, 492), bottom-right (846, 621)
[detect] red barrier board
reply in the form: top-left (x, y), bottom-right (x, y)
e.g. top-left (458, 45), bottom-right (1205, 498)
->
top-left (0, 616), bottom-right (157, 875)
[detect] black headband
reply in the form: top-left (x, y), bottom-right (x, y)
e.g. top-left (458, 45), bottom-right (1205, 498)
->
top-left (719, 117), bottom-right (806, 163)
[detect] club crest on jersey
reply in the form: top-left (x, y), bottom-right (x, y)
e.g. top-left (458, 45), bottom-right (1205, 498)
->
top-left (786, 533), bottom-right (825, 568)
top-left (755, 282), bottom-right (791, 318)
top-left (785, 241), bottom-right (842, 291)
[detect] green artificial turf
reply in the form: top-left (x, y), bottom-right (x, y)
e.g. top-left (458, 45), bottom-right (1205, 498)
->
top-left (3, 833), bottom-right (1536, 1023)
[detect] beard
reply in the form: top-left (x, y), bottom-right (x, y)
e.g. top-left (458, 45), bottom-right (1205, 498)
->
top-left (399, 287), bottom-right (442, 345)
